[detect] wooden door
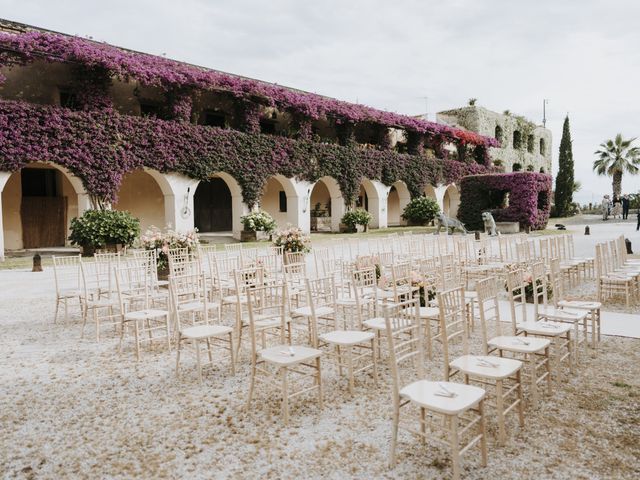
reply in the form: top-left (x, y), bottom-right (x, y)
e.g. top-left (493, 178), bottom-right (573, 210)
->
top-left (194, 178), bottom-right (232, 232)
top-left (21, 196), bottom-right (67, 248)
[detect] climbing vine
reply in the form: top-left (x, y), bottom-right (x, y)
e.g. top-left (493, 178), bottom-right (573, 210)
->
top-left (0, 99), bottom-right (489, 206)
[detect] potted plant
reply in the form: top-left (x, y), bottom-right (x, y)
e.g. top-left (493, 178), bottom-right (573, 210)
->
top-left (69, 209), bottom-right (140, 256)
top-left (341, 209), bottom-right (372, 233)
top-left (401, 196), bottom-right (440, 226)
top-left (140, 226), bottom-right (200, 279)
top-left (272, 226), bottom-right (311, 262)
top-left (240, 210), bottom-right (277, 242)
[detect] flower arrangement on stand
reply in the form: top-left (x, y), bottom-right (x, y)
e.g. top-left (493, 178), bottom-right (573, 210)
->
top-left (272, 226), bottom-right (311, 257)
top-left (240, 210), bottom-right (277, 242)
top-left (140, 226), bottom-right (199, 278)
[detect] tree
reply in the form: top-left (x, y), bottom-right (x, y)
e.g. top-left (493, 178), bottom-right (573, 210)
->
top-left (593, 134), bottom-right (640, 197)
top-left (554, 115), bottom-right (575, 216)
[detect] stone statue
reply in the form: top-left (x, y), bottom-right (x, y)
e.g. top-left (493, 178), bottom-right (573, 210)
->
top-left (435, 213), bottom-right (468, 235)
top-left (482, 211), bottom-right (497, 236)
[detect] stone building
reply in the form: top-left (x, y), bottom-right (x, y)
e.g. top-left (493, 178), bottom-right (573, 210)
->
top-left (0, 19), bottom-right (497, 256)
top-left (437, 106), bottom-right (552, 174)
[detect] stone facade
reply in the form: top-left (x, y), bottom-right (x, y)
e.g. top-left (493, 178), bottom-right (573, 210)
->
top-left (437, 106), bottom-right (552, 174)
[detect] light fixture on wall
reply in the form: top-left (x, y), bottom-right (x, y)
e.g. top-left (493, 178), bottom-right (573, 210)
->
top-left (180, 187), bottom-right (191, 219)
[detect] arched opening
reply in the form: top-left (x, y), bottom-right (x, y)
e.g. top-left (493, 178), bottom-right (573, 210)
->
top-left (114, 170), bottom-right (165, 233)
top-left (526, 165), bottom-right (535, 172)
top-left (539, 138), bottom-right (546, 155)
top-left (1, 163), bottom-right (83, 250)
top-left (512, 163), bottom-right (523, 172)
top-left (513, 130), bottom-right (522, 149)
top-left (539, 167), bottom-right (546, 173)
top-left (494, 125), bottom-right (503, 144)
top-left (443, 184), bottom-right (460, 219)
top-left (310, 176), bottom-right (341, 232)
top-left (424, 184), bottom-right (437, 202)
top-left (527, 135), bottom-right (534, 153)
top-left (387, 181), bottom-right (411, 226)
top-left (260, 175), bottom-right (296, 229)
top-left (194, 176), bottom-right (233, 232)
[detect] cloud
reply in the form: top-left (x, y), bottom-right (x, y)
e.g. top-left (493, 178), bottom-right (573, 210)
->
top-left (3, 0), bottom-right (640, 200)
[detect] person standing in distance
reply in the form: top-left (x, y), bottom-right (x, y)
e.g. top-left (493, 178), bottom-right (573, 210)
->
top-left (621, 194), bottom-right (630, 220)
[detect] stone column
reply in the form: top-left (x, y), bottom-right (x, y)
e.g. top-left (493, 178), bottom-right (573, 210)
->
top-left (157, 172), bottom-right (200, 233)
top-left (286, 178), bottom-right (315, 235)
top-left (0, 172), bottom-right (12, 260)
top-left (367, 180), bottom-right (391, 229)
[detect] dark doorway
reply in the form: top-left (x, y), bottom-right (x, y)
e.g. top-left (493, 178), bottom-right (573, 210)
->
top-left (194, 178), bottom-right (232, 232)
top-left (20, 168), bottom-right (67, 248)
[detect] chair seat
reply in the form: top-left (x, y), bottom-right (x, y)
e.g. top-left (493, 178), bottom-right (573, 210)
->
top-left (246, 313), bottom-right (290, 329)
top-left (363, 316), bottom-right (407, 331)
top-left (293, 305), bottom-right (334, 318)
top-left (450, 354), bottom-right (522, 380)
top-left (557, 300), bottom-right (601, 310)
top-left (400, 380), bottom-right (485, 415)
top-left (488, 335), bottom-right (550, 353)
top-left (320, 330), bottom-right (374, 346)
top-left (537, 305), bottom-right (588, 322)
top-left (181, 324), bottom-right (232, 339)
top-left (418, 306), bottom-right (439, 319)
top-left (125, 309), bottom-right (168, 321)
top-left (259, 344), bottom-right (322, 366)
top-left (517, 321), bottom-right (572, 336)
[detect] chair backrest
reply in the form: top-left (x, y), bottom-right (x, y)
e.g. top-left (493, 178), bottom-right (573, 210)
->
top-left (245, 283), bottom-right (288, 358)
top-left (505, 268), bottom-right (527, 331)
top-left (438, 253), bottom-right (458, 290)
top-left (383, 298), bottom-right (423, 399)
top-left (85, 254), bottom-right (117, 298)
top-left (224, 243), bottom-right (243, 256)
top-left (114, 261), bottom-right (151, 313)
top-left (437, 286), bottom-right (469, 376)
top-left (52, 255), bottom-right (82, 294)
top-left (548, 258), bottom-right (564, 304)
top-left (304, 276), bottom-right (338, 343)
top-left (530, 261), bottom-right (549, 315)
top-left (169, 272), bottom-right (208, 331)
top-left (284, 251), bottom-right (306, 266)
top-left (475, 276), bottom-right (502, 354)
top-left (390, 262), bottom-right (413, 301)
top-left (213, 255), bottom-right (241, 289)
top-left (351, 267), bottom-right (378, 327)
top-left (233, 266), bottom-right (265, 301)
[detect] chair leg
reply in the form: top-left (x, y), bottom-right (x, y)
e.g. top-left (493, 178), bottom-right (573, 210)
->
top-left (389, 402), bottom-right (400, 467)
top-left (175, 335), bottom-right (182, 378)
top-left (371, 339), bottom-right (379, 386)
top-left (228, 333), bottom-right (236, 375)
top-left (54, 298), bottom-right (60, 324)
top-left (134, 321), bottom-right (141, 362)
top-left (496, 379), bottom-right (506, 445)
top-left (316, 357), bottom-right (323, 409)
top-left (281, 367), bottom-right (289, 426)
top-left (246, 362), bottom-right (256, 411)
top-left (195, 339), bottom-right (203, 384)
top-left (478, 400), bottom-right (488, 467)
top-left (449, 415), bottom-right (461, 480)
top-left (516, 369), bottom-right (525, 428)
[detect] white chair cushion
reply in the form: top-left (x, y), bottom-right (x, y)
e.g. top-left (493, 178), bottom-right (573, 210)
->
top-left (400, 380), bottom-right (485, 415)
top-left (259, 344), bottom-right (322, 366)
top-left (319, 330), bottom-right (374, 346)
top-left (181, 324), bottom-right (232, 339)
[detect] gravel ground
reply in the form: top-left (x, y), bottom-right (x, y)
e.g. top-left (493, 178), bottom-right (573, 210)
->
top-left (1, 267), bottom-right (639, 480)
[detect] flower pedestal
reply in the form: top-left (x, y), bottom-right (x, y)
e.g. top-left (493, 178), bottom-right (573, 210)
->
top-left (240, 230), bottom-right (270, 242)
top-left (157, 264), bottom-right (170, 281)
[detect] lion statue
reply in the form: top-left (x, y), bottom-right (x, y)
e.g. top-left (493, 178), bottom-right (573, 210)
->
top-left (482, 211), bottom-right (497, 236)
top-left (435, 213), bottom-right (467, 235)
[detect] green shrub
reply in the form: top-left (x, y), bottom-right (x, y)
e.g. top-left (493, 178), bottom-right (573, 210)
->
top-left (401, 196), bottom-right (440, 225)
top-left (241, 210), bottom-right (277, 232)
top-left (341, 209), bottom-right (372, 230)
top-left (69, 209), bottom-right (140, 248)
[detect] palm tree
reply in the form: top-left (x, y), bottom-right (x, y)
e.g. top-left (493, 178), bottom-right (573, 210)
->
top-left (593, 134), bottom-right (640, 197)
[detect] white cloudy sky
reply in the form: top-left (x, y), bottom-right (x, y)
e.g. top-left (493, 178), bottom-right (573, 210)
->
top-left (2, 0), bottom-right (640, 203)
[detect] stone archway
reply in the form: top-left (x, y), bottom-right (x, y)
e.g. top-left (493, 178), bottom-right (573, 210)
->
top-left (309, 176), bottom-right (343, 233)
top-left (260, 175), bottom-right (298, 230)
top-left (443, 184), bottom-right (461, 218)
top-left (387, 180), bottom-right (411, 226)
top-left (113, 170), bottom-right (165, 234)
top-left (193, 175), bottom-right (234, 233)
top-left (1, 162), bottom-right (88, 251)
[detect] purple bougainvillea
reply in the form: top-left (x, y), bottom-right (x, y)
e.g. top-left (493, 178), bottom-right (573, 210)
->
top-left (458, 172), bottom-right (552, 230)
top-left (0, 99), bottom-right (490, 206)
top-left (0, 31), bottom-right (498, 148)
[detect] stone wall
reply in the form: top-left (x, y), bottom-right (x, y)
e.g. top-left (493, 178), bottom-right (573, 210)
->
top-left (437, 106), bottom-right (552, 174)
